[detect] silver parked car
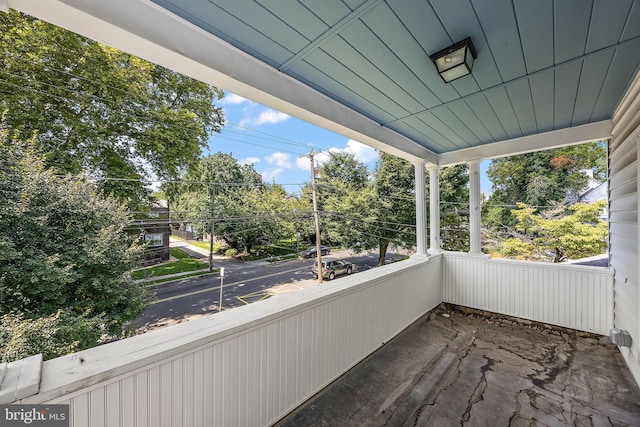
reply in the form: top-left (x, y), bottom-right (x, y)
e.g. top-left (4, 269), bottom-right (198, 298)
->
top-left (312, 258), bottom-right (354, 280)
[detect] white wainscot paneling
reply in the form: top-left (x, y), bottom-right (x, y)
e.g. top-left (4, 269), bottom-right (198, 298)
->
top-left (442, 253), bottom-right (613, 335)
top-left (20, 256), bottom-right (442, 427)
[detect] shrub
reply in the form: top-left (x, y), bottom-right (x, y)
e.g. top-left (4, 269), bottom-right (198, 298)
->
top-left (0, 310), bottom-right (104, 362)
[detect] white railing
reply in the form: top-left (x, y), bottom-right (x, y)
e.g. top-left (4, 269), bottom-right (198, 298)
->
top-left (5, 253), bottom-right (617, 426)
top-left (442, 252), bottom-right (614, 335)
top-left (15, 256), bottom-right (442, 427)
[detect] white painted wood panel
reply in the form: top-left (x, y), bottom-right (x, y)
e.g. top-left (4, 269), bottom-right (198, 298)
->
top-left (441, 253), bottom-right (614, 335)
top-left (14, 239), bottom-right (636, 424)
top-left (610, 68), bottom-right (640, 387)
top-left (19, 257), bottom-right (441, 427)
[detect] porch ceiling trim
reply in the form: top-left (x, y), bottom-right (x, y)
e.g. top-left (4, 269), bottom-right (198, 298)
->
top-left (8, 0), bottom-right (437, 164)
top-left (438, 120), bottom-right (613, 166)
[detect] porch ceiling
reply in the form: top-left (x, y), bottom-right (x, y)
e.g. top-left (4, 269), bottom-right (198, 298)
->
top-left (7, 0), bottom-right (640, 164)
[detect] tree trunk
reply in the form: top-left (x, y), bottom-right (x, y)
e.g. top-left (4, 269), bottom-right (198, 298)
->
top-left (553, 247), bottom-right (564, 263)
top-left (378, 239), bottom-right (390, 266)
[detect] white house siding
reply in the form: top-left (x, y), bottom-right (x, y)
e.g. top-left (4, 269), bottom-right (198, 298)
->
top-left (610, 70), bottom-right (640, 386)
top-left (441, 253), bottom-right (613, 335)
top-left (20, 257), bottom-right (442, 427)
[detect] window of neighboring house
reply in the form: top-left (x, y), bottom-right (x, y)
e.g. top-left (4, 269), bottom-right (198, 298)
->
top-left (144, 233), bottom-right (164, 247)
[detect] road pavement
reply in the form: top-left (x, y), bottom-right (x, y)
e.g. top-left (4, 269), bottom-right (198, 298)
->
top-left (132, 241), bottom-right (407, 332)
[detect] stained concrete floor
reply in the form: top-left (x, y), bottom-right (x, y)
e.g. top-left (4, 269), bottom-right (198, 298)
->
top-left (276, 305), bottom-right (640, 426)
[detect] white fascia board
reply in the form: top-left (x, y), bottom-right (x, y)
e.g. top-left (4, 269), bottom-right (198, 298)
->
top-left (438, 120), bottom-right (613, 166)
top-left (9, 0), bottom-right (437, 164)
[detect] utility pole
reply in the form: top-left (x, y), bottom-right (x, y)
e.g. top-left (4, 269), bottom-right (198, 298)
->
top-left (209, 190), bottom-right (215, 272)
top-left (304, 151), bottom-right (324, 284)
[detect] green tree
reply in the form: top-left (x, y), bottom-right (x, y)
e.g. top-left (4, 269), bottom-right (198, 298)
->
top-left (0, 311), bottom-right (103, 363)
top-left (324, 184), bottom-right (378, 252)
top-left (320, 151), bottom-right (369, 187)
top-left (169, 152), bottom-right (263, 237)
top-left (0, 11), bottom-right (224, 207)
top-left (438, 164), bottom-right (470, 252)
top-left (0, 127), bottom-right (148, 361)
top-left (216, 184), bottom-right (296, 253)
top-left (484, 142), bottom-right (606, 227)
top-left (370, 153), bottom-right (417, 265)
top-left (317, 151), bottom-right (370, 246)
top-left (506, 200), bottom-right (608, 262)
top-left (169, 153), bottom-right (298, 254)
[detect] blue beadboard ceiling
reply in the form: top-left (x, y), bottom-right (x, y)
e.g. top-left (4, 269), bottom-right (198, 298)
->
top-left (144, 0), bottom-right (640, 156)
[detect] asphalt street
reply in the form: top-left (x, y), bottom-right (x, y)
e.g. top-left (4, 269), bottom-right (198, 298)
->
top-left (132, 249), bottom-right (406, 331)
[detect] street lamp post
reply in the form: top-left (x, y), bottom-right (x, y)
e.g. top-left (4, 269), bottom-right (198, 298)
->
top-left (219, 267), bottom-right (225, 312)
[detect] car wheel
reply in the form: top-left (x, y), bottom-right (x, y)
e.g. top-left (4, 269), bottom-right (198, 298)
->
top-left (328, 272), bottom-right (335, 280)
top-left (346, 267), bottom-right (352, 275)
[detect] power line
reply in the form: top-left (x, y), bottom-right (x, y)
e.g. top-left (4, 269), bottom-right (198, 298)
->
top-left (223, 124), bottom-right (310, 149)
top-left (0, 54), bottom-right (319, 154)
top-left (210, 134), bottom-right (303, 155)
top-left (3, 51), bottom-right (313, 149)
top-left (0, 76), bottom-right (307, 159)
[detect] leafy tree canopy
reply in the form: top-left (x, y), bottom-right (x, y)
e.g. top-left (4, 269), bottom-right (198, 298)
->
top-left (169, 152), bottom-right (264, 237)
top-left (0, 11), bottom-right (224, 208)
top-left (316, 151), bottom-right (370, 245)
top-left (0, 125), bottom-right (148, 360)
top-left (504, 200), bottom-right (608, 262)
top-left (370, 153), bottom-right (417, 265)
top-left (437, 164), bottom-right (470, 252)
top-left (216, 184), bottom-right (298, 253)
top-left (319, 151), bottom-right (369, 189)
top-left (484, 142), bottom-right (606, 226)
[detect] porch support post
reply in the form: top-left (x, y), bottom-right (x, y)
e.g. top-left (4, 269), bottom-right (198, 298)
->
top-left (428, 164), bottom-right (441, 254)
top-left (468, 159), bottom-right (482, 254)
top-left (414, 161), bottom-right (428, 256)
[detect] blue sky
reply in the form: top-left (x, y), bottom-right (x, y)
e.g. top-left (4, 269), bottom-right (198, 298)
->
top-left (210, 92), bottom-right (492, 194)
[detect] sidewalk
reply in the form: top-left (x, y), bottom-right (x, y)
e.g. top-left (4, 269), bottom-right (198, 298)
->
top-left (134, 238), bottom-right (260, 284)
top-left (170, 238), bottom-right (265, 269)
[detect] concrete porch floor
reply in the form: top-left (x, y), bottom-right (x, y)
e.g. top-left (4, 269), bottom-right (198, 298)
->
top-left (276, 305), bottom-right (640, 426)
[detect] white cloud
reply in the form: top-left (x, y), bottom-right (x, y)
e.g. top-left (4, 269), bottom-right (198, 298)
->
top-left (343, 139), bottom-right (378, 163)
top-left (265, 152), bottom-right (293, 168)
top-left (254, 109), bottom-right (290, 126)
top-left (314, 151), bottom-right (332, 165)
top-left (220, 93), bottom-right (247, 105)
top-left (296, 140), bottom-right (378, 172)
top-left (237, 106), bottom-right (290, 128)
top-left (239, 156), bottom-right (260, 165)
top-left (261, 168), bottom-right (284, 182)
top-left (296, 156), bottom-right (312, 171)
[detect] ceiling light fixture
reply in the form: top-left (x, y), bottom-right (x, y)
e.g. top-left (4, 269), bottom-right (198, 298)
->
top-left (430, 37), bottom-right (477, 83)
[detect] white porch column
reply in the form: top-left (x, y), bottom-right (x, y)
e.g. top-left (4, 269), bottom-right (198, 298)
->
top-left (414, 161), bottom-right (428, 256)
top-left (428, 164), bottom-right (441, 254)
top-left (468, 160), bottom-right (482, 254)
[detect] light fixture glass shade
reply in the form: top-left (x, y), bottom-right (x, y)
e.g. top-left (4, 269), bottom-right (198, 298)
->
top-left (430, 38), bottom-right (477, 83)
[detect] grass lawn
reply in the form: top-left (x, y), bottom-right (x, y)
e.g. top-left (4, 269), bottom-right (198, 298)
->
top-left (142, 270), bottom-right (216, 286)
top-left (187, 240), bottom-right (297, 260)
top-left (190, 240), bottom-right (226, 252)
top-left (132, 248), bottom-right (208, 280)
top-left (232, 244), bottom-right (298, 261)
